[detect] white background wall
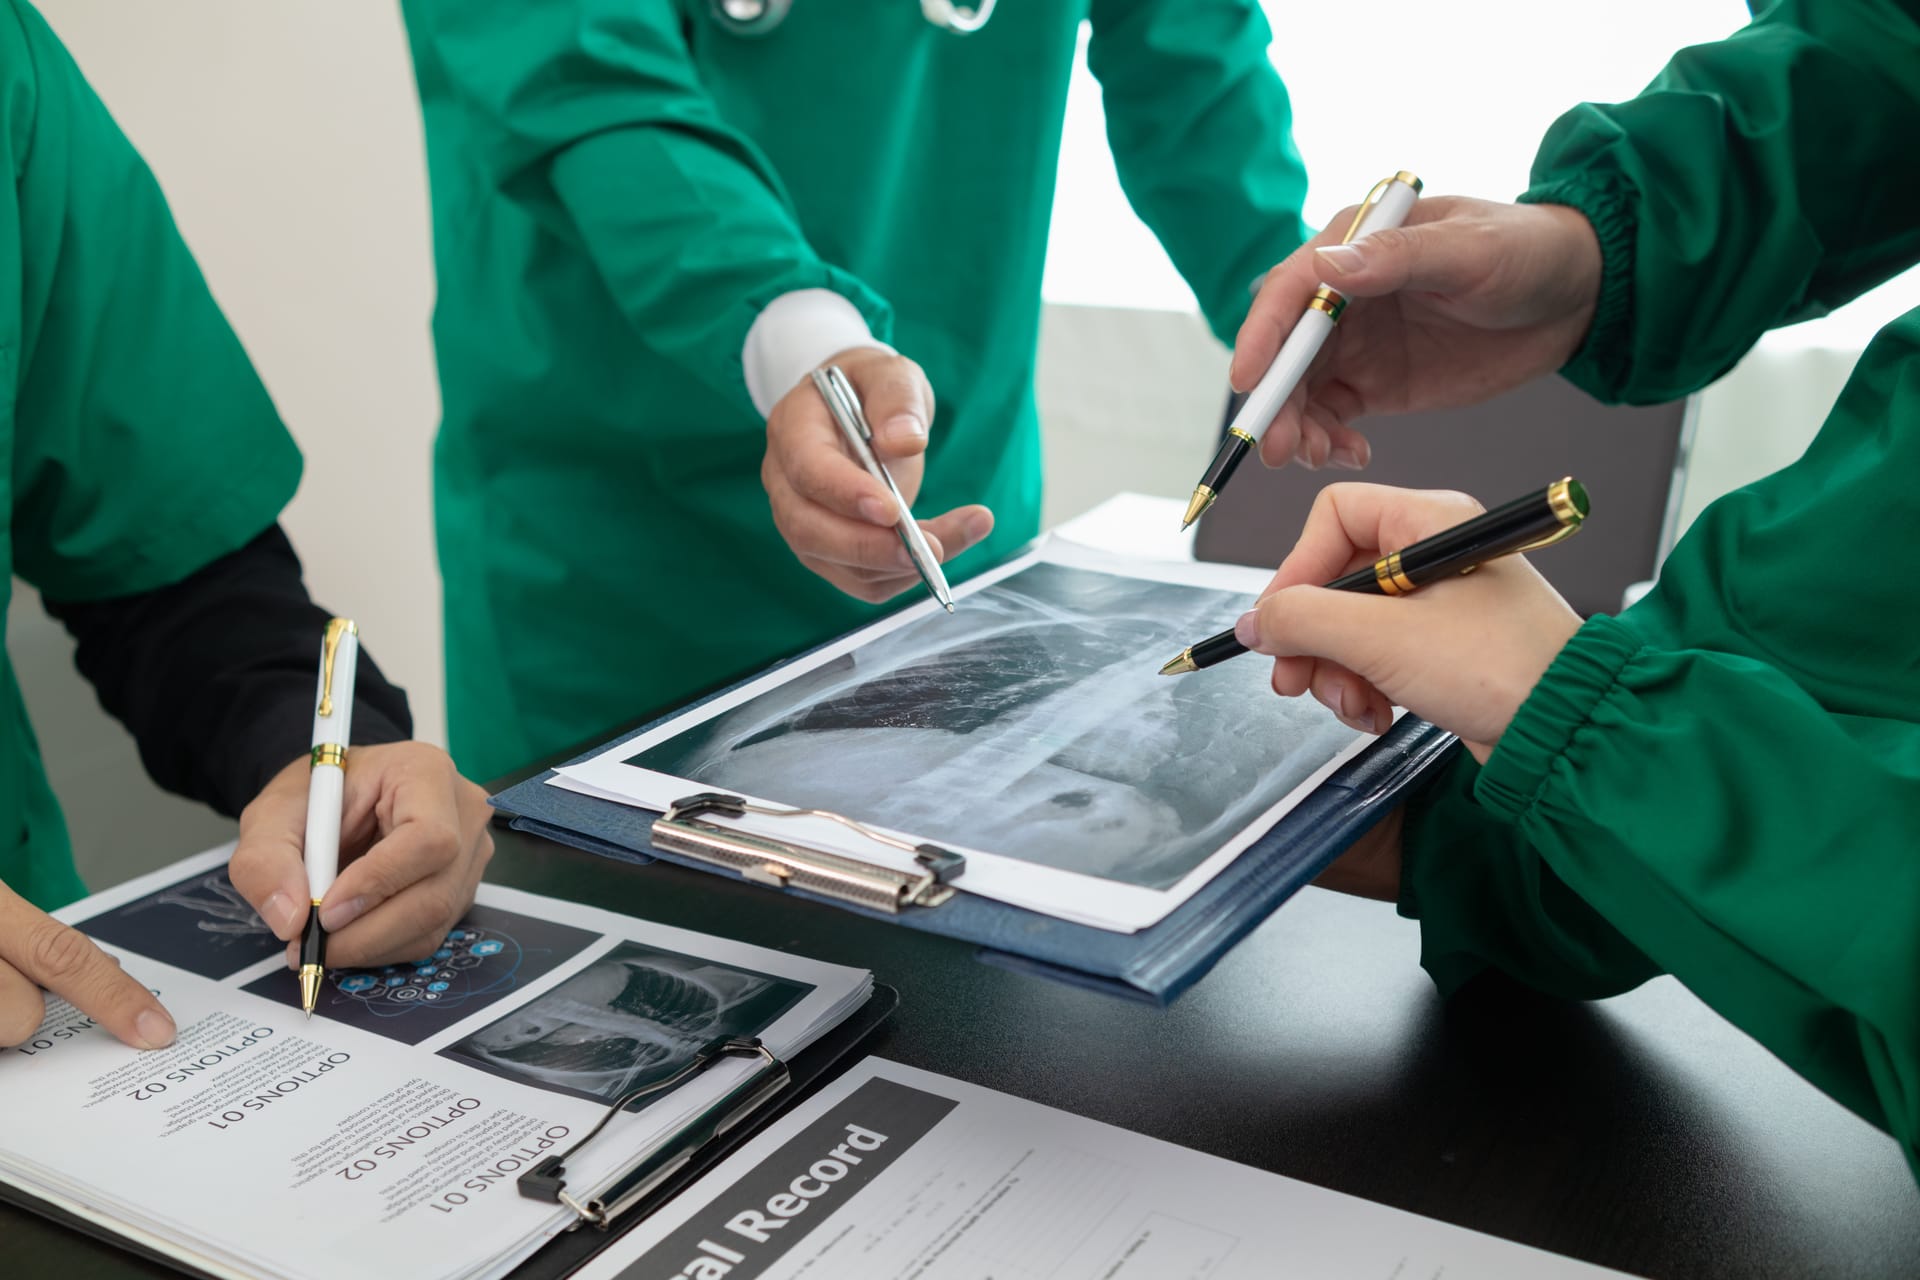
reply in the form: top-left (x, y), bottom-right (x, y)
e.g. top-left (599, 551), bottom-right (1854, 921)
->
top-left (10, 0), bottom-right (1916, 887)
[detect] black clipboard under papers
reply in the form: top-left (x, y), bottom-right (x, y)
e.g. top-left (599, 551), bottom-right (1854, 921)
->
top-left (493, 538), bottom-right (1460, 1006)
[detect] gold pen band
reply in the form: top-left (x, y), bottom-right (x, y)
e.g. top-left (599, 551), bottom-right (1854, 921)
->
top-left (310, 743), bottom-right (347, 769)
top-left (1307, 286), bottom-right (1347, 323)
top-left (1374, 551), bottom-right (1416, 596)
top-left (1226, 426), bottom-right (1256, 445)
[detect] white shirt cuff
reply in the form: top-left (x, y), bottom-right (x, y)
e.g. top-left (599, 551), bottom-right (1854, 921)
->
top-left (742, 288), bottom-right (894, 417)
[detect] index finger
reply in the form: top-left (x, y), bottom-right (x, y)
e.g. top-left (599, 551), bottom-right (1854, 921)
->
top-left (229, 759), bottom-right (317, 942)
top-left (1263, 484), bottom-right (1487, 597)
top-left (1230, 211), bottom-right (1362, 392)
top-left (318, 757), bottom-right (467, 939)
top-left (0, 885), bottom-right (176, 1050)
top-left (769, 391), bottom-right (896, 526)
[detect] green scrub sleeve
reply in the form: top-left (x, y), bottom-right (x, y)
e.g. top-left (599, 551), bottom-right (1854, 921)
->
top-left (5, 0), bottom-right (300, 601)
top-left (1397, 751), bottom-right (1660, 1003)
top-left (404, 0), bottom-right (894, 420)
top-left (1517, 0), bottom-right (1920, 404)
top-left (1087, 0), bottom-right (1311, 344)
top-left (1473, 613), bottom-right (1920, 1177)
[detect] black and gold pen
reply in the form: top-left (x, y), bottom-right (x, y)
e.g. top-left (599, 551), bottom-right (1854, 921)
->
top-left (1160, 477), bottom-right (1588, 675)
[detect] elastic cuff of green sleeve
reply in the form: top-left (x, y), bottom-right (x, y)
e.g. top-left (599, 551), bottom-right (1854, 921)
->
top-left (1475, 616), bottom-right (1643, 822)
top-left (1517, 179), bottom-right (1636, 400)
top-left (1394, 752), bottom-right (1500, 999)
top-left (1395, 750), bottom-right (1478, 924)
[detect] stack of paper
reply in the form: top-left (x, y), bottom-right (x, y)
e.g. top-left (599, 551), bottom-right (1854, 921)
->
top-left (0, 847), bottom-right (871, 1280)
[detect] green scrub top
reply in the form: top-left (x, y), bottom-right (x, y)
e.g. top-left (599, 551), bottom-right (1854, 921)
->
top-left (0, 1), bottom-right (301, 910)
top-left (401, 0), bottom-right (1312, 780)
top-left (1397, 0), bottom-right (1920, 1181)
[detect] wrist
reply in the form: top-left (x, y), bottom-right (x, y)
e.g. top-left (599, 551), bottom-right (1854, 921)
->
top-left (744, 289), bottom-right (894, 417)
top-left (1518, 180), bottom-right (1636, 396)
top-left (1475, 616), bottom-right (1641, 820)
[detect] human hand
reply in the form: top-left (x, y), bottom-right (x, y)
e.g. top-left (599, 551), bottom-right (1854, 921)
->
top-left (762, 346), bottom-right (994, 603)
top-left (0, 881), bottom-right (176, 1050)
top-left (1236, 484), bottom-right (1583, 761)
top-left (229, 742), bottom-right (494, 970)
top-left (1230, 196), bottom-right (1603, 471)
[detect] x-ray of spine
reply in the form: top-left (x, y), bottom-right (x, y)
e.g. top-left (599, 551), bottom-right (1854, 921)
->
top-left (629, 563), bottom-right (1360, 891)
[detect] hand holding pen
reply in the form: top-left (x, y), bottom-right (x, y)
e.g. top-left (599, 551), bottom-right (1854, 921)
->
top-left (1221, 195), bottom-right (1605, 487)
top-left (762, 348), bottom-right (992, 606)
top-left (1183, 171), bottom-right (1424, 529)
top-left (1166, 481), bottom-right (1588, 760)
top-left (812, 365), bottom-right (956, 611)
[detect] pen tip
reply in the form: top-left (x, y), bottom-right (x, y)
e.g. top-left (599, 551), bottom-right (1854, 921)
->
top-left (943, 601), bottom-right (955, 613)
top-left (1159, 650), bottom-right (1199, 677)
top-left (1181, 486), bottom-right (1216, 530)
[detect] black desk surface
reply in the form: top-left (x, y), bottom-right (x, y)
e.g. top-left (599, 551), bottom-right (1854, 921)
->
top-left (8, 792), bottom-right (1918, 1278)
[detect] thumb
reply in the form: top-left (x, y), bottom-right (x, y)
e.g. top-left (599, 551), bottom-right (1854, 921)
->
top-left (853, 357), bottom-right (936, 458)
top-left (1312, 223), bottom-right (1495, 300)
top-left (1239, 584), bottom-right (1400, 676)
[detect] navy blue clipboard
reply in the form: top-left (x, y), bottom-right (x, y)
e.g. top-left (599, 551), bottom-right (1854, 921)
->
top-left (492, 700), bottom-right (1457, 1007)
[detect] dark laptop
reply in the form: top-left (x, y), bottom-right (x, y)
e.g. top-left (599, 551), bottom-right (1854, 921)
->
top-left (1191, 376), bottom-right (1696, 617)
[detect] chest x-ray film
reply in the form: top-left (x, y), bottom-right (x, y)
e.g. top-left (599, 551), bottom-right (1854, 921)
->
top-left (555, 539), bottom-right (1382, 933)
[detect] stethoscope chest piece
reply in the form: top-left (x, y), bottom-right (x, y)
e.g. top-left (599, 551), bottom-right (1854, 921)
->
top-left (709, 0), bottom-right (792, 37)
top-left (709, 0), bottom-right (996, 37)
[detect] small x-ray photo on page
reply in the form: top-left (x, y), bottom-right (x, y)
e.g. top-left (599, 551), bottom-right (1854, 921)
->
top-left (554, 538), bottom-right (1392, 933)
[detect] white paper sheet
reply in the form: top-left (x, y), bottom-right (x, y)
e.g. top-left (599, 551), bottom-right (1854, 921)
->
top-left (572, 1057), bottom-right (1641, 1280)
top-left (556, 538), bottom-right (1390, 933)
top-left (0, 847), bottom-right (870, 1280)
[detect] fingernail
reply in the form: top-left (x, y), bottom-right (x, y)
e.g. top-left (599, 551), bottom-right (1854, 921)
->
top-left (1316, 244), bottom-right (1366, 277)
top-left (1234, 610), bottom-right (1260, 648)
top-left (320, 896), bottom-right (366, 932)
top-left (965, 511), bottom-right (994, 543)
top-left (859, 496), bottom-right (896, 526)
top-left (262, 892), bottom-right (297, 938)
top-left (135, 1009), bottom-right (176, 1051)
top-left (1338, 698), bottom-right (1380, 735)
top-left (1329, 445), bottom-right (1365, 471)
top-left (880, 413), bottom-right (926, 445)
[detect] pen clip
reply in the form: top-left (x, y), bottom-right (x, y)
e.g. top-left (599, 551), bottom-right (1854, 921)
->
top-left (317, 617), bottom-right (357, 718)
top-left (815, 365), bottom-right (874, 444)
top-left (1340, 170), bottom-right (1423, 244)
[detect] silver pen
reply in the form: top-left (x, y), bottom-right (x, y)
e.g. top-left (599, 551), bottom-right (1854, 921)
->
top-left (811, 365), bottom-right (956, 612)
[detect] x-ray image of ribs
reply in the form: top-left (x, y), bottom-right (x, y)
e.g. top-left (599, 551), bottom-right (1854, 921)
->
top-left (132, 871), bottom-right (271, 937)
top-left (454, 944), bottom-right (802, 1102)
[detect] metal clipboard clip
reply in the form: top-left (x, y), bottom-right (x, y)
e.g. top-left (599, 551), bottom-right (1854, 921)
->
top-left (651, 792), bottom-right (966, 913)
top-left (518, 1034), bottom-right (790, 1229)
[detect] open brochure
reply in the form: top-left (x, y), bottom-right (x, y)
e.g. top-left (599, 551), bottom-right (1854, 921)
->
top-left (0, 847), bottom-right (871, 1280)
top-left (553, 536), bottom-right (1393, 934)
